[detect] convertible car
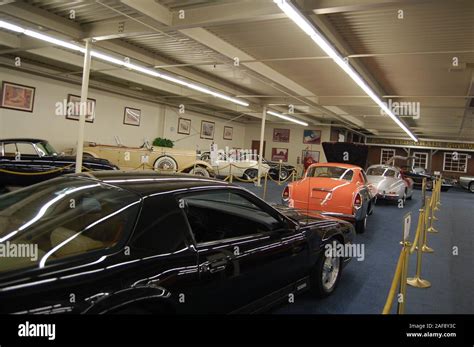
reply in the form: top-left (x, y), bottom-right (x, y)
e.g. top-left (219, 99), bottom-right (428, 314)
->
top-left (201, 151), bottom-right (292, 180)
top-left (0, 138), bottom-right (117, 189)
top-left (208, 152), bottom-right (271, 179)
top-left (366, 164), bottom-right (413, 204)
top-left (0, 172), bottom-right (354, 314)
top-left (81, 141), bottom-right (214, 177)
top-left (282, 143), bottom-right (376, 233)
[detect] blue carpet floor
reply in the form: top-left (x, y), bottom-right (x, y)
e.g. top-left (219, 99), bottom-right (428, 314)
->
top-left (235, 181), bottom-right (474, 314)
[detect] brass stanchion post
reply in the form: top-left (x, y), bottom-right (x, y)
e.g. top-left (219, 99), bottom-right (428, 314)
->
top-left (397, 241), bottom-right (411, 314)
top-left (229, 164), bottom-right (233, 183)
top-left (420, 197), bottom-right (434, 253)
top-left (407, 208), bottom-right (432, 288)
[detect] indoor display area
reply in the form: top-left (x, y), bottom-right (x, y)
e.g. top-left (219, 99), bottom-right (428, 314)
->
top-left (0, 0), bottom-right (473, 345)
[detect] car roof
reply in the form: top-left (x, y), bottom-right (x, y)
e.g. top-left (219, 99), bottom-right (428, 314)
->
top-left (0, 138), bottom-right (46, 143)
top-left (309, 162), bottom-right (362, 170)
top-left (70, 171), bottom-right (233, 197)
top-left (367, 164), bottom-right (400, 172)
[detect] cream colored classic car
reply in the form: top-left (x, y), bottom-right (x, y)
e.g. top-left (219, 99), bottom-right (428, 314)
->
top-left (81, 141), bottom-right (214, 177)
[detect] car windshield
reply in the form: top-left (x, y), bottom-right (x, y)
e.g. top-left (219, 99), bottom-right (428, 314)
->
top-left (0, 177), bottom-right (140, 273)
top-left (35, 141), bottom-right (58, 156)
top-left (367, 167), bottom-right (397, 177)
top-left (307, 166), bottom-right (353, 181)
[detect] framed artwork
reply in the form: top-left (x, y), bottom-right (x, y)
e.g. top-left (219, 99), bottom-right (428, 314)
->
top-left (65, 94), bottom-right (96, 123)
top-left (272, 148), bottom-right (289, 162)
top-left (302, 150), bottom-right (320, 169)
top-left (123, 107), bottom-right (141, 126)
top-left (177, 118), bottom-right (191, 135)
top-left (0, 81), bottom-right (36, 112)
top-left (200, 120), bottom-right (215, 140)
top-left (303, 129), bottom-right (321, 144)
top-left (273, 128), bottom-right (290, 143)
top-left (223, 126), bottom-right (233, 140)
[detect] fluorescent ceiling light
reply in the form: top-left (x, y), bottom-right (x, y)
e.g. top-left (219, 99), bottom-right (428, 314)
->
top-left (273, 0), bottom-right (418, 142)
top-left (267, 110), bottom-right (308, 126)
top-left (0, 20), bottom-right (249, 107)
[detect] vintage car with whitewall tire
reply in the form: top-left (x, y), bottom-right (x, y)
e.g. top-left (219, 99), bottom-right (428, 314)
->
top-left (0, 172), bottom-right (354, 314)
top-left (459, 176), bottom-right (474, 193)
top-left (208, 153), bottom-right (271, 180)
top-left (80, 141), bottom-right (214, 177)
top-left (366, 164), bottom-right (414, 204)
top-left (0, 138), bottom-right (118, 190)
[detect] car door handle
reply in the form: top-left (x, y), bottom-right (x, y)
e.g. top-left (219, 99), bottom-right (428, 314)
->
top-left (208, 257), bottom-right (228, 273)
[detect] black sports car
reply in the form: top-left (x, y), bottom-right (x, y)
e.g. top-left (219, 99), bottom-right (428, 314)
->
top-left (0, 138), bottom-right (118, 189)
top-left (400, 166), bottom-right (453, 191)
top-left (0, 172), bottom-right (354, 314)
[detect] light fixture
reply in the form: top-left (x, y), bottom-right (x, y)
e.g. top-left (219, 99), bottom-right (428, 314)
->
top-left (273, 1), bottom-right (418, 142)
top-left (0, 20), bottom-right (249, 107)
top-left (267, 110), bottom-right (308, 126)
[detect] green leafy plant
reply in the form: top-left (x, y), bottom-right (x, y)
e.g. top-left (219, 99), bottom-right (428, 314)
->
top-left (152, 137), bottom-right (174, 148)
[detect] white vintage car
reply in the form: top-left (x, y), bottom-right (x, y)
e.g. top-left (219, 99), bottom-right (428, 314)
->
top-left (210, 152), bottom-right (270, 179)
top-left (366, 164), bottom-right (414, 203)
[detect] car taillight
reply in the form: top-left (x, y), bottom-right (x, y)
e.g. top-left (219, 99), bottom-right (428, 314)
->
top-left (354, 193), bottom-right (362, 208)
top-left (282, 186), bottom-right (290, 200)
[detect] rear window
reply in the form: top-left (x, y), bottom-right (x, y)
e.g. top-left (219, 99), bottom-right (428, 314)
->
top-left (367, 167), bottom-right (396, 177)
top-left (307, 166), bottom-right (354, 181)
top-left (0, 177), bottom-right (140, 273)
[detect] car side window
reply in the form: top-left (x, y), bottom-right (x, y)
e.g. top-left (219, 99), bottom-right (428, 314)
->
top-left (179, 189), bottom-right (281, 244)
top-left (131, 196), bottom-right (189, 254)
top-left (2, 143), bottom-right (17, 157)
top-left (15, 143), bottom-right (38, 156)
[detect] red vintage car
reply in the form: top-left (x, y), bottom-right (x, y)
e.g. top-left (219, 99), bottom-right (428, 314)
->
top-left (282, 143), bottom-right (376, 233)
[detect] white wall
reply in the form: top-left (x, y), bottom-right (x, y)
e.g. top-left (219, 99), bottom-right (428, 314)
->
top-left (244, 123), bottom-right (331, 166)
top-left (0, 67), bottom-right (245, 153)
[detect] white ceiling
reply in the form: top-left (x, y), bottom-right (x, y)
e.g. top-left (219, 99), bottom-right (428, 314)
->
top-left (0, 0), bottom-right (473, 141)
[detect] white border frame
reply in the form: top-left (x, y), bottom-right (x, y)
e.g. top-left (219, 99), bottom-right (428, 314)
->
top-left (413, 151), bottom-right (429, 169)
top-left (380, 148), bottom-right (396, 164)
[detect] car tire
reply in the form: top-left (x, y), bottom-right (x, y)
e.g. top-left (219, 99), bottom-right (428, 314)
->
top-left (279, 169), bottom-right (289, 181)
top-left (310, 239), bottom-right (343, 298)
top-left (355, 215), bottom-right (367, 234)
top-left (243, 169), bottom-right (258, 180)
top-left (154, 156), bottom-right (178, 171)
top-left (469, 182), bottom-right (474, 193)
top-left (189, 166), bottom-right (210, 177)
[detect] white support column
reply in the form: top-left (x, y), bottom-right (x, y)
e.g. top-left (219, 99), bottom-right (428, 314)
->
top-left (75, 38), bottom-right (92, 173)
top-left (257, 105), bottom-right (267, 186)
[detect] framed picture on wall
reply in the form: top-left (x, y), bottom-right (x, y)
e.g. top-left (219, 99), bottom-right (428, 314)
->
top-left (273, 128), bottom-right (290, 143)
top-left (302, 150), bottom-right (320, 169)
top-left (65, 94), bottom-right (96, 123)
top-left (223, 126), bottom-right (233, 140)
top-left (272, 148), bottom-right (289, 162)
top-left (303, 129), bottom-right (321, 144)
top-left (0, 81), bottom-right (36, 112)
top-left (123, 107), bottom-right (141, 126)
top-left (200, 120), bottom-right (215, 140)
top-left (177, 118), bottom-right (191, 135)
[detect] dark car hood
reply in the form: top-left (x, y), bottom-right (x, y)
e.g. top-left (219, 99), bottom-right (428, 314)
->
top-left (322, 142), bottom-right (369, 168)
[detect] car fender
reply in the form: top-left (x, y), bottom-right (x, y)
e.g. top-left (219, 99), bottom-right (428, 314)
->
top-left (82, 285), bottom-right (175, 314)
top-left (181, 160), bottom-right (215, 174)
top-left (82, 150), bottom-right (99, 158)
